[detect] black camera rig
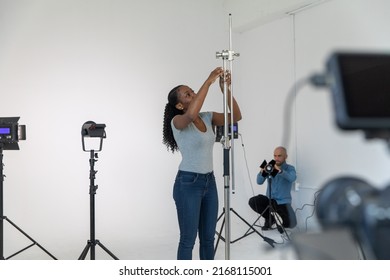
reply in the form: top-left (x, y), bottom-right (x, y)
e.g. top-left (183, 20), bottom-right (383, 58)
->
top-left (260, 159), bottom-right (279, 177)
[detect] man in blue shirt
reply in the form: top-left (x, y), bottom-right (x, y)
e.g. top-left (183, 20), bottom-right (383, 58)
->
top-left (248, 146), bottom-right (297, 230)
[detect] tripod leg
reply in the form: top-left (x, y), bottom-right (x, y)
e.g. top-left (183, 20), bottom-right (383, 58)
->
top-left (230, 209), bottom-right (275, 247)
top-left (272, 212), bottom-right (291, 240)
top-left (4, 216), bottom-right (57, 260)
top-left (79, 240), bottom-right (119, 260)
top-left (215, 208), bottom-right (226, 242)
top-left (78, 242), bottom-right (91, 260)
top-left (214, 211), bottom-right (225, 256)
top-left (231, 214), bottom-right (262, 242)
top-left (6, 243), bottom-right (35, 260)
top-left (96, 240), bottom-right (119, 260)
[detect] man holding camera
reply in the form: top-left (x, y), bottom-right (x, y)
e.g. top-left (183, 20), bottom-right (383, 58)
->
top-left (248, 146), bottom-right (297, 230)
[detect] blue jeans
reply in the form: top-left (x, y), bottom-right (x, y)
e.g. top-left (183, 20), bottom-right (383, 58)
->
top-left (173, 170), bottom-right (218, 260)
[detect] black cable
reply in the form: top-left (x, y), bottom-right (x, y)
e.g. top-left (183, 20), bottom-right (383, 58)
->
top-left (294, 189), bottom-right (322, 232)
top-left (237, 133), bottom-right (255, 197)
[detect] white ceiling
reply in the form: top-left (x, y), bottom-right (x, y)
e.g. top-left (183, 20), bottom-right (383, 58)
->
top-left (223, 0), bottom-right (330, 33)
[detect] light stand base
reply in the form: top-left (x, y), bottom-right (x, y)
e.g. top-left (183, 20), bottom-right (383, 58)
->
top-left (1, 146), bottom-right (56, 260)
top-left (1, 216), bottom-right (57, 260)
top-left (214, 207), bottom-right (276, 256)
top-left (78, 239), bottom-right (119, 260)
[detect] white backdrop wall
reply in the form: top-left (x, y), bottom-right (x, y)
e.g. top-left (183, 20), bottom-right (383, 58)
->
top-left (236, 0), bottom-right (390, 233)
top-left (0, 0), bottom-right (228, 260)
top-left (1, 0), bottom-right (390, 260)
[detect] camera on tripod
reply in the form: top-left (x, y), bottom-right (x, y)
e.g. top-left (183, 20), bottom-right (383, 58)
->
top-left (0, 117), bottom-right (26, 150)
top-left (260, 159), bottom-right (279, 177)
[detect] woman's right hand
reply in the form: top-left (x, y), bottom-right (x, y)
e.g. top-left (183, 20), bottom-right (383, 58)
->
top-left (206, 67), bottom-right (224, 85)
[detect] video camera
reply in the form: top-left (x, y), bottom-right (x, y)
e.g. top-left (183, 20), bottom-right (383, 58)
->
top-left (0, 117), bottom-right (26, 150)
top-left (260, 159), bottom-right (278, 177)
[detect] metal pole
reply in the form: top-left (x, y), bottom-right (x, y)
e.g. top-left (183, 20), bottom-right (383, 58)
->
top-left (229, 15), bottom-right (236, 195)
top-left (215, 14), bottom-right (239, 260)
top-left (222, 56), bottom-right (231, 260)
top-left (0, 147), bottom-right (4, 260)
top-left (89, 150), bottom-right (96, 260)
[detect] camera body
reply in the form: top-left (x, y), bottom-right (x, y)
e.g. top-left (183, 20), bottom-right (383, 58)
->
top-left (260, 159), bottom-right (279, 177)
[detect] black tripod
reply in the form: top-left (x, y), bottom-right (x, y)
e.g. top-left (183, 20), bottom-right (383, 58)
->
top-left (78, 149), bottom-right (118, 260)
top-left (0, 144), bottom-right (56, 260)
top-left (247, 176), bottom-right (290, 240)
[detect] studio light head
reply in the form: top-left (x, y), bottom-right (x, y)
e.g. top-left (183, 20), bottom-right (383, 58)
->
top-left (81, 121), bottom-right (106, 152)
top-left (0, 117), bottom-right (26, 150)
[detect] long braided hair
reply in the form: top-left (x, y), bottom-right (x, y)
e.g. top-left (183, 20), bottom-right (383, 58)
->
top-left (163, 85), bottom-right (183, 153)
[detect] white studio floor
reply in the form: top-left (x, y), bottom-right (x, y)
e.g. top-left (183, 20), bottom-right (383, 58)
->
top-left (125, 218), bottom-right (299, 260)
top-left (2, 210), bottom-right (363, 260)
top-left (117, 217), bottom-right (363, 260)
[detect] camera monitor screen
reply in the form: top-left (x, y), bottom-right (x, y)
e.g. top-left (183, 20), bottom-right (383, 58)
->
top-left (327, 52), bottom-right (390, 130)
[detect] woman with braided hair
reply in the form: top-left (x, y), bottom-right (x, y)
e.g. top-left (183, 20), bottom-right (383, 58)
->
top-left (162, 67), bottom-right (242, 260)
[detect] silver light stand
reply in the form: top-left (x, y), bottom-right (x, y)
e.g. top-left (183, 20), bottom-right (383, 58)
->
top-left (215, 15), bottom-right (276, 260)
top-left (215, 14), bottom-right (239, 260)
